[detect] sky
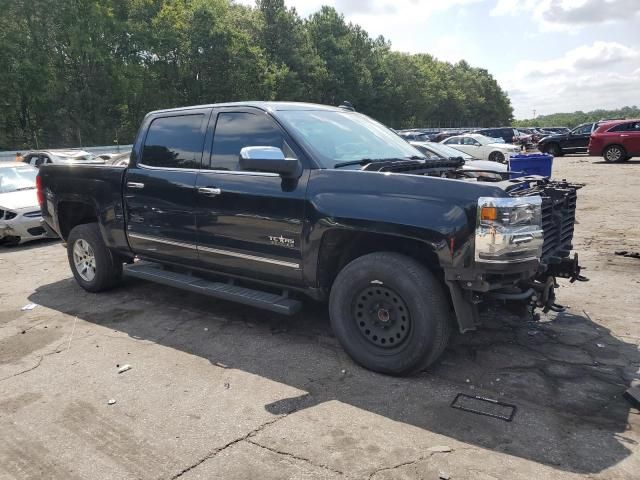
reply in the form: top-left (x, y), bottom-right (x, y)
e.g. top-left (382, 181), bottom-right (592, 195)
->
top-left (239, 0), bottom-right (640, 119)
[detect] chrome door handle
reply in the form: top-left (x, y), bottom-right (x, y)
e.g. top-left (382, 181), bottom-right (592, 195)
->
top-left (198, 187), bottom-right (222, 196)
top-left (127, 182), bottom-right (145, 189)
top-left (620, 134), bottom-right (629, 137)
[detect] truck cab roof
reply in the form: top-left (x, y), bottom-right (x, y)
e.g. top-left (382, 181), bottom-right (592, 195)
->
top-left (148, 101), bottom-right (347, 116)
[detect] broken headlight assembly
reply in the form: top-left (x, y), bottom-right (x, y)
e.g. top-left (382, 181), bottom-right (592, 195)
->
top-left (475, 196), bottom-right (543, 263)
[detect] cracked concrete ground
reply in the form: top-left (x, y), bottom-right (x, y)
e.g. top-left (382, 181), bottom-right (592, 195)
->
top-left (1, 155), bottom-right (639, 479)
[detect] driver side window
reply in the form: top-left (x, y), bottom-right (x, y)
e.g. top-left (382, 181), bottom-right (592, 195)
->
top-left (462, 137), bottom-right (479, 146)
top-left (209, 112), bottom-right (295, 171)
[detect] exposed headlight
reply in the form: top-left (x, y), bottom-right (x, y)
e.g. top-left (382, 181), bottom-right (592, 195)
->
top-left (475, 196), bottom-right (543, 263)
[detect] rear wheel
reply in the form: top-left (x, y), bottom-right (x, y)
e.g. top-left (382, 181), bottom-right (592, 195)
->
top-left (489, 151), bottom-right (505, 163)
top-left (67, 223), bottom-right (122, 292)
top-left (329, 252), bottom-right (451, 376)
top-left (544, 143), bottom-right (562, 156)
top-left (603, 145), bottom-right (625, 163)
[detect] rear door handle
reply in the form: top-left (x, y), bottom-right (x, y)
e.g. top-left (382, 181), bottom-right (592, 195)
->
top-left (198, 187), bottom-right (222, 197)
top-left (127, 182), bottom-right (145, 189)
top-left (620, 134), bottom-right (629, 137)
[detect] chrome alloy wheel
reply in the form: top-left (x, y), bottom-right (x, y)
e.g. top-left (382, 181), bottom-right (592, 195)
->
top-left (73, 239), bottom-right (96, 282)
top-left (605, 146), bottom-right (623, 162)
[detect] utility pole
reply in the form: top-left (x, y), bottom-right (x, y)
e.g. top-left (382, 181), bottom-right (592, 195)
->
top-left (532, 109), bottom-right (536, 119)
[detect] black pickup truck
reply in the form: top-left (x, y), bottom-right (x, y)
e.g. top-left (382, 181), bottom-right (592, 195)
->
top-left (38, 102), bottom-right (585, 375)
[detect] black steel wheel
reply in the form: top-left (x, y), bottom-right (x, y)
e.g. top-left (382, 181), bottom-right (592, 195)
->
top-left (353, 284), bottom-right (412, 348)
top-left (329, 252), bottom-right (451, 376)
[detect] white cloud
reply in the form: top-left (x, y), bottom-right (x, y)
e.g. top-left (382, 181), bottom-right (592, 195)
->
top-left (500, 41), bottom-right (640, 118)
top-left (491, 0), bottom-right (640, 30)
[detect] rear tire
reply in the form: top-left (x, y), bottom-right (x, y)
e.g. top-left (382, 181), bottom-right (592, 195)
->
top-left (544, 143), bottom-right (562, 156)
top-left (489, 151), bottom-right (505, 163)
top-left (329, 252), bottom-right (451, 376)
top-left (67, 223), bottom-right (122, 292)
top-left (603, 145), bottom-right (626, 163)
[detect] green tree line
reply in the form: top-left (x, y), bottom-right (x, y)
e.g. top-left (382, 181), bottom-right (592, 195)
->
top-left (0, 0), bottom-right (514, 150)
top-left (514, 106), bottom-right (640, 128)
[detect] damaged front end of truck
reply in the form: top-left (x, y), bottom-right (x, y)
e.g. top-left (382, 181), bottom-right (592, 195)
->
top-left (444, 177), bottom-right (587, 333)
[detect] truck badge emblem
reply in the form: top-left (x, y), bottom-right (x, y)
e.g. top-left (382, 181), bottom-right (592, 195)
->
top-left (269, 235), bottom-right (295, 248)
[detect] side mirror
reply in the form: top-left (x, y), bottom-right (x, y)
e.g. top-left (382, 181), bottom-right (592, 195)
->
top-left (239, 146), bottom-right (301, 178)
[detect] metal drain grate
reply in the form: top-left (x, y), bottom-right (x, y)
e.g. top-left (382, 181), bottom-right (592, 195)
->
top-left (450, 394), bottom-right (517, 421)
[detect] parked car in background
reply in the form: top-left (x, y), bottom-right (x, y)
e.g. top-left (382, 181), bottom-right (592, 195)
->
top-left (397, 130), bottom-right (433, 142)
top-left (104, 151), bottom-right (131, 166)
top-left (517, 128), bottom-right (544, 143)
top-left (588, 119), bottom-right (640, 162)
top-left (98, 151), bottom-right (130, 162)
top-left (432, 130), bottom-right (463, 142)
top-left (22, 149), bottom-right (105, 168)
top-left (540, 127), bottom-right (571, 135)
top-left (441, 133), bottom-right (520, 163)
top-left (410, 141), bottom-right (508, 180)
top-left (0, 163), bottom-right (50, 245)
top-left (473, 127), bottom-right (520, 144)
top-left (537, 123), bottom-right (599, 156)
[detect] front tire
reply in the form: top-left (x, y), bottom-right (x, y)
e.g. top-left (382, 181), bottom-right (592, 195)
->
top-left (67, 223), bottom-right (122, 292)
top-left (329, 252), bottom-right (451, 376)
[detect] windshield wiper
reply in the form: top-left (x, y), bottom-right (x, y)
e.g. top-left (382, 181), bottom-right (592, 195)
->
top-left (15, 186), bottom-right (36, 191)
top-left (333, 156), bottom-right (424, 169)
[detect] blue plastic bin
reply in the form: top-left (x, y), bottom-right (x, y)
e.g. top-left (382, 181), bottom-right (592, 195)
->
top-left (508, 153), bottom-right (553, 178)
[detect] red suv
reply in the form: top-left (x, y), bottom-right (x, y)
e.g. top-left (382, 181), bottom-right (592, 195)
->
top-left (588, 119), bottom-right (640, 162)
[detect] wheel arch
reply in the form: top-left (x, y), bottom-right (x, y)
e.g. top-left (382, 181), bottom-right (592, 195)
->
top-left (57, 200), bottom-right (99, 241)
top-left (315, 229), bottom-right (444, 292)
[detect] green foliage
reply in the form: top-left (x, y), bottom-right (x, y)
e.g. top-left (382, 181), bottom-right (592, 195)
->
top-left (0, 0), bottom-right (514, 150)
top-left (514, 106), bottom-right (640, 128)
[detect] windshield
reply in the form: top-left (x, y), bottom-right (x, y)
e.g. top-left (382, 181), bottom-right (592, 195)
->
top-left (419, 142), bottom-right (474, 160)
top-left (0, 165), bottom-right (38, 193)
top-left (275, 110), bottom-right (425, 167)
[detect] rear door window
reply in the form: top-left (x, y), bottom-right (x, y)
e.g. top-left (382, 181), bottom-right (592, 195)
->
top-left (142, 114), bottom-right (205, 169)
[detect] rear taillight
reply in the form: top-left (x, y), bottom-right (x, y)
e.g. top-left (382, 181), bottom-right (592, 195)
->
top-left (36, 174), bottom-right (44, 207)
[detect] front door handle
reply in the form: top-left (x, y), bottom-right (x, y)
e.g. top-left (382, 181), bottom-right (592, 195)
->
top-left (198, 187), bottom-right (222, 197)
top-left (127, 182), bottom-right (145, 189)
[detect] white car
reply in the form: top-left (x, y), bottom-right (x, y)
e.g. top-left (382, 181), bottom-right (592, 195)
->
top-left (440, 133), bottom-right (521, 163)
top-left (21, 149), bottom-right (105, 168)
top-left (0, 163), bottom-right (51, 245)
top-left (410, 141), bottom-right (508, 180)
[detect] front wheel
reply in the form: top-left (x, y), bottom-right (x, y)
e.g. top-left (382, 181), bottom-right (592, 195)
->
top-left (329, 252), bottom-right (451, 376)
top-left (67, 223), bottom-right (122, 292)
top-left (604, 145), bottom-right (626, 163)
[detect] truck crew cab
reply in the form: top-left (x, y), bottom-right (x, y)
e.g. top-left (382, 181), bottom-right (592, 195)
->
top-left (38, 102), bottom-right (585, 375)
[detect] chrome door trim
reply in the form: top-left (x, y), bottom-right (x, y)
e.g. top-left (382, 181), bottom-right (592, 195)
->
top-left (127, 233), bottom-right (300, 269)
top-left (128, 233), bottom-right (197, 250)
top-left (198, 245), bottom-right (300, 269)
